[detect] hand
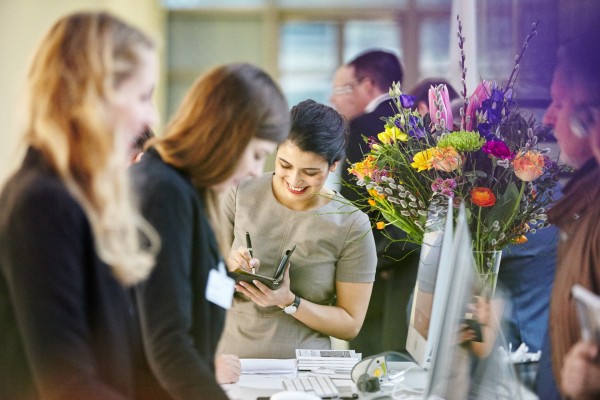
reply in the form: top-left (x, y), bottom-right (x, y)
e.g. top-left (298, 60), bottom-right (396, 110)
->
top-left (234, 262), bottom-right (294, 309)
top-left (472, 296), bottom-right (491, 326)
top-left (215, 353), bottom-right (241, 384)
top-left (228, 246), bottom-right (260, 273)
top-left (459, 322), bottom-right (479, 344)
top-left (561, 340), bottom-right (600, 399)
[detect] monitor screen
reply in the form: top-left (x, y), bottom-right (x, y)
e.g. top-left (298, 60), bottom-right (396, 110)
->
top-left (406, 197), bottom-right (454, 367)
top-left (425, 201), bottom-right (477, 398)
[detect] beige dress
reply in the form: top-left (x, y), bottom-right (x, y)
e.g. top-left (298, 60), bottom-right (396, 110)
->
top-left (217, 172), bottom-right (377, 358)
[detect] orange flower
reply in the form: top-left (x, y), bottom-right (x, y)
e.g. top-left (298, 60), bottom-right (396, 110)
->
top-left (514, 235), bottom-right (528, 244)
top-left (376, 221), bottom-right (386, 230)
top-left (470, 187), bottom-right (496, 207)
top-left (431, 146), bottom-right (463, 172)
top-left (512, 151), bottom-right (544, 182)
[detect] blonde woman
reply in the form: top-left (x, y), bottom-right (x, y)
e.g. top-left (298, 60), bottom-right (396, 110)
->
top-left (0, 12), bottom-right (163, 399)
top-left (131, 63), bottom-right (290, 399)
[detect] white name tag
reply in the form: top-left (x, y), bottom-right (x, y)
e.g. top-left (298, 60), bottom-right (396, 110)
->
top-left (206, 261), bottom-right (234, 310)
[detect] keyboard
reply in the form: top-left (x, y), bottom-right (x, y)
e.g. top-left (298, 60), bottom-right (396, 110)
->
top-left (282, 375), bottom-right (340, 399)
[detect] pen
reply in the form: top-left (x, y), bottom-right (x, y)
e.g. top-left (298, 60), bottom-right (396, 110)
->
top-left (245, 232), bottom-right (255, 274)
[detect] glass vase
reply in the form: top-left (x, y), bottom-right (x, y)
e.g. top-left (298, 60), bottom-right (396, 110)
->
top-left (473, 250), bottom-right (502, 299)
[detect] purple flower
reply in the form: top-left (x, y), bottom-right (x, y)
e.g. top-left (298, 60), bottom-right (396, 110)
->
top-left (478, 122), bottom-right (493, 139)
top-left (367, 136), bottom-right (378, 149)
top-left (400, 94), bottom-right (416, 108)
top-left (431, 178), bottom-right (457, 198)
top-left (408, 115), bottom-right (426, 139)
top-left (482, 140), bottom-right (514, 160)
top-left (370, 168), bottom-right (390, 183)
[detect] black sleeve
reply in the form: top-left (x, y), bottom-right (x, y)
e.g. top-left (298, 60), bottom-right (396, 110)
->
top-left (134, 177), bottom-right (228, 400)
top-left (2, 186), bottom-right (128, 400)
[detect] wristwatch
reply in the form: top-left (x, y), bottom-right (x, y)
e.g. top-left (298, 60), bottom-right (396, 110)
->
top-left (283, 295), bottom-right (301, 315)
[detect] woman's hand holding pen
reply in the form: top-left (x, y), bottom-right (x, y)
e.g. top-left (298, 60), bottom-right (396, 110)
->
top-left (228, 246), bottom-right (259, 273)
top-left (235, 263), bottom-right (294, 309)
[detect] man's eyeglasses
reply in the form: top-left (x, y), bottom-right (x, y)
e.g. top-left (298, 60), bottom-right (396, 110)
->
top-left (331, 83), bottom-right (356, 96)
top-left (331, 76), bottom-right (370, 96)
top-left (570, 103), bottom-right (600, 138)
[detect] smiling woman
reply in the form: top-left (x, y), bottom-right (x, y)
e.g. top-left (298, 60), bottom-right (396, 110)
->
top-left (217, 99), bottom-right (377, 359)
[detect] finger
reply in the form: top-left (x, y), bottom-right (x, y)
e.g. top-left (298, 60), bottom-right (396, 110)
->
top-left (238, 282), bottom-right (264, 302)
top-left (252, 279), bottom-right (270, 294)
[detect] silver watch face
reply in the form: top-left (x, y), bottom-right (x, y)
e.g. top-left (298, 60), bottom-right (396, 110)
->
top-left (283, 304), bottom-right (297, 315)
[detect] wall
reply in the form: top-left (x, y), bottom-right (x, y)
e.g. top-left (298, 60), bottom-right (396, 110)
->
top-left (0, 0), bottom-right (165, 185)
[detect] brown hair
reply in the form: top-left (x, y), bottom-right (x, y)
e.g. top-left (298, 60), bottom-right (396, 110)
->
top-left (154, 63), bottom-right (290, 190)
top-left (154, 63), bottom-right (290, 256)
top-left (24, 11), bottom-right (159, 285)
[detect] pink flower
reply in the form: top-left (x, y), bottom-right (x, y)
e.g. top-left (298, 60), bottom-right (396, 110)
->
top-left (428, 84), bottom-right (453, 131)
top-left (512, 151), bottom-right (545, 182)
top-left (482, 140), bottom-right (513, 160)
top-left (431, 178), bottom-right (457, 197)
top-left (466, 81), bottom-right (493, 131)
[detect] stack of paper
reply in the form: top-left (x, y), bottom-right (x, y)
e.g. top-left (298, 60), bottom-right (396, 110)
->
top-left (295, 349), bottom-right (362, 378)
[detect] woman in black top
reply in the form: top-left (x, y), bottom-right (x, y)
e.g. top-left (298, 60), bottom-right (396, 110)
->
top-left (0, 12), bottom-right (163, 400)
top-left (130, 63), bottom-right (290, 399)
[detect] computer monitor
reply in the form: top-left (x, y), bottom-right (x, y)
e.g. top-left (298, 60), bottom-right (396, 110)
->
top-left (425, 201), bottom-right (477, 399)
top-left (406, 197), bottom-right (454, 367)
top-left (425, 202), bottom-right (523, 399)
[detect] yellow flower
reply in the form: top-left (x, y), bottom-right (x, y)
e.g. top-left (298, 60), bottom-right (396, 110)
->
top-left (368, 199), bottom-right (376, 207)
top-left (411, 148), bottom-right (435, 171)
top-left (368, 189), bottom-right (385, 199)
top-left (348, 155), bottom-right (375, 180)
top-left (431, 146), bottom-right (462, 172)
top-left (378, 125), bottom-right (408, 144)
top-left (376, 221), bottom-right (386, 230)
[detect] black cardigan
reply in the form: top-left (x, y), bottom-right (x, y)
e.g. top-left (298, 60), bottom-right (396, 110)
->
top-left (0, 148), bottom-right (167, 400)
top-left (130, 148), bottom-right (228, 400)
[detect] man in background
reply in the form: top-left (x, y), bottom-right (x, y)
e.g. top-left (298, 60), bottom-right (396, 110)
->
top-left (535, 26), bottom-right (600, 399)
top-left (331, 49), bottom-right (420, 356)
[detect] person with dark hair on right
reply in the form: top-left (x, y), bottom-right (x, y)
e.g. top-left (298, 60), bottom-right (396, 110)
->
top-left (331, 50), bottom-right (421, 356)
top-left (534, 25), bottom-right (600, 400)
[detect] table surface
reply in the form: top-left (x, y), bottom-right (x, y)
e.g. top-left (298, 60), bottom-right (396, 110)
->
top-left (221, 362), bottom-right (429, 400)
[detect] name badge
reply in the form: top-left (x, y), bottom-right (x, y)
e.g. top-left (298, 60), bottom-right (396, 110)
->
top-left (206, 261), bottom-right (234, 309)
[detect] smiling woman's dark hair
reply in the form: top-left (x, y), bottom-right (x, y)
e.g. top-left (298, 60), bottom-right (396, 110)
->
top-left (288, 99), bottom-right (348, 166)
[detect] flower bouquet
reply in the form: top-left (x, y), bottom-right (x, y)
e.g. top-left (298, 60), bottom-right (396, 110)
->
top-left (346, 19), bottom-right (569, 283)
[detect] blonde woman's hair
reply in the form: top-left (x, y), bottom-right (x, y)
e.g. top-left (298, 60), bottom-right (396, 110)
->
top-left (153, 63), bottom-right (291, 255)
top-left (24, 11), bottom-right (159, 285)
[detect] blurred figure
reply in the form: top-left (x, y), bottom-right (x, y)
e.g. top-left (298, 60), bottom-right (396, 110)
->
top-left (0, 11), bottom-right (163, 399)
top-left (331, 49), bottom-right (420, 356)
top-left (498, 224), bottom-right (559, 354)
top-left (535, 26), bottom-right (600, 400)
top-left (130, 128), bottom-right (155, 163)
top-left (130, 63), bottom-right (290, 399)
